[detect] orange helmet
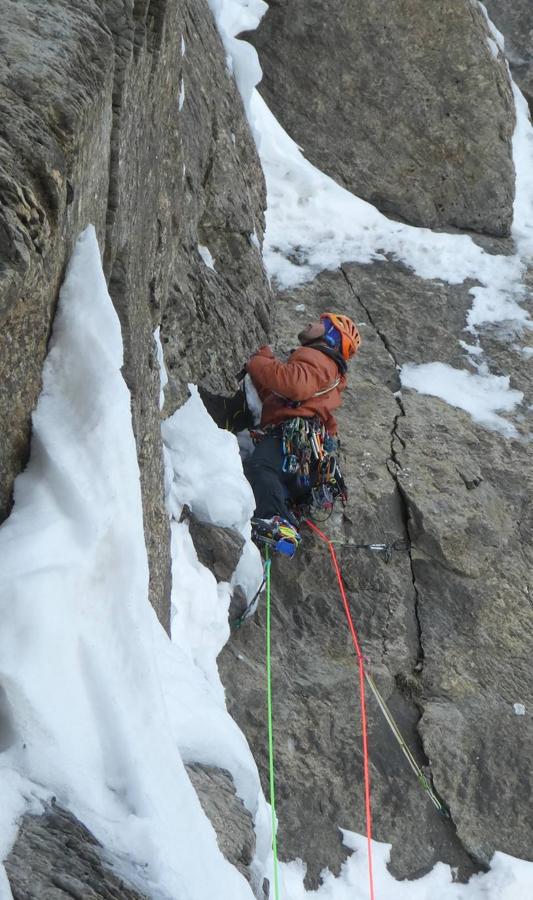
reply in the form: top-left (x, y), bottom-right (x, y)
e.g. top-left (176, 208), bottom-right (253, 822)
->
top-left (320, 313), bottom-right (361, 360)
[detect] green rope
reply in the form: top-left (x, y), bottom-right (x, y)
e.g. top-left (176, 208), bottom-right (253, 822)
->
top-left (265, 549), bottom-right (281, 900)
top-left (364, 671), bottom-right (450, 817)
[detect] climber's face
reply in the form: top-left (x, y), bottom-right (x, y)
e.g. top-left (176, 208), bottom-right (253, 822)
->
top-left (298, 321), bottom-right (326, 345)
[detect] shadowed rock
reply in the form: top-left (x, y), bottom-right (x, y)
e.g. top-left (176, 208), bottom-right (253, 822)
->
top-left (5, 803), bottom-right (148, 899)
top-left (188, 512), bottom-right (245, 583)
top-left (0, 686), bottom-right (15, 752)
top-left (185, 763), bottom-right (256, 883)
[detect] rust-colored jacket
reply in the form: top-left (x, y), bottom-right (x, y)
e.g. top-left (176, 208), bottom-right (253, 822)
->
top-left (246, 345), bottom-right (347, 435)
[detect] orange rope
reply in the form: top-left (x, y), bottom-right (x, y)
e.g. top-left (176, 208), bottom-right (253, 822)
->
top-left (305, 519), bottom-right (376, 900)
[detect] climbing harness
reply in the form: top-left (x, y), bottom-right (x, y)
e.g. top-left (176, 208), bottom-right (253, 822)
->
top-left (305, 520), bottom-right (376, 900)
top-left (265, 549), bottom-right (281, 900)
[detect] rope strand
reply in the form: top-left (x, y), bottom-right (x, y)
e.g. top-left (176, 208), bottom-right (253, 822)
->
top-left (305, 519), bottom-right (376, 900)
top-left (265, 550), bottom-right (281, 899)
top-left (363, 671), bottom-right (449, 817)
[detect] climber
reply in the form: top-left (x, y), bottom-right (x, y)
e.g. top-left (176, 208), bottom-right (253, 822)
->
top-left (244, 312), bottom-right (361, 557)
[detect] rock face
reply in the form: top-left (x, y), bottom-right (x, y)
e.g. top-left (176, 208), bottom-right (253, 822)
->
top-left (187, 512), bottom-right (245, 583)
top-left (5, 804), bottom-right (148, 899)
top-left (0, 0), bottom-right (272, 630)
top-left (0, 1), bottom-right (114, 548)
top-left (219, 261), bottom-right (533, 887)
top-left (484, 0), bottom-right (533, 110)
top-left (0, 2), bottom-right (270, 891)
top-left (185, 764), bottom-right (256, 883)
top-left (2, 0), bottom-right (532, 897)
top-left (186, 511), bottom-right (252, 621)
top-left (246, 0), bottom-right (516, 235)
top-left (4, 775), bottom-right (257, 898)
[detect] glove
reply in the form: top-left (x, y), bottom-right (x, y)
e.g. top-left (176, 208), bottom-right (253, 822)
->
top-left (243, 345), bottom-right (274, 373)
top-left (253, 345), bottom-right (274, 359)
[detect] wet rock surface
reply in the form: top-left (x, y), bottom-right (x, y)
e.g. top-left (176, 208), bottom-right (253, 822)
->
top-left (247, 0), bottom-right (516, 235)
top-left (220, 264), bottom-right (533, 886)
top-left (186, 511), bottom-right (253, 622)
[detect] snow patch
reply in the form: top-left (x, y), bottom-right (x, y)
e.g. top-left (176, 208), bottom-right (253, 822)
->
top-left (511, 83), bottom-right (533, 255)
top-left (486, 37), bottom-right (499, 59)
top-left (207, 0), bottom-right (268, 114)
top-left (247, 89), bottom-right (531, 338)
top-left (277, 831), bottom-right (533, 899)
top-left (198, 244), bottom-right (216, 270)
top-left (459, 340), bottom-right (483, 358)
top-left (401, 362), bottom-right (523, 436)
top-left (478, 2), bottom-right (506, 53)
top-left (162, 385), bottom-right (258, 536)
top-left (249, 229), bottom-right (261, 251)
top-left (153, 326), bottom-right (168, 411)
top-left (243, 373), bottom-right (263, 426)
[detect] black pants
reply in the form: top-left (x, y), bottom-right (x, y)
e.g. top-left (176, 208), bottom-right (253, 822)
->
top-left (243, 434), bottom-right (307, 520)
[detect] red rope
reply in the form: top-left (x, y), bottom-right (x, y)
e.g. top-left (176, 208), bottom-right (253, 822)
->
top-left (305, 519), bottom-right (376, 900)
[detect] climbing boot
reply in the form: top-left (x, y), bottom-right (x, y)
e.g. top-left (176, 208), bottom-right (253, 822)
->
top-left (251, 516), bottom-right (301, 558)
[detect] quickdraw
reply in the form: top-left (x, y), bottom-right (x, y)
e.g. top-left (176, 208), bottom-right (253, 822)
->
top-left (349, 538), bottom-right (411, 563)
